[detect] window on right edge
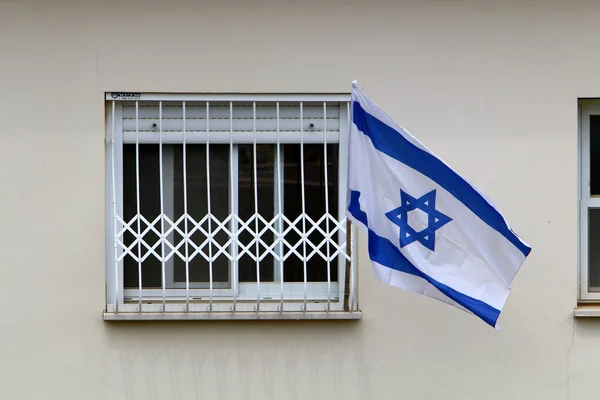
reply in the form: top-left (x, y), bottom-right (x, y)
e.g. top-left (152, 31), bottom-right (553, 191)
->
top-left (580, 100), bottom-right (600, 300)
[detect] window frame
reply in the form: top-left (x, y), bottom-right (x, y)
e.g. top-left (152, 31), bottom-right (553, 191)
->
top-left (105, 93), bottom-right (358, 317)
top-left (579, 101), bottom-right (600, 301)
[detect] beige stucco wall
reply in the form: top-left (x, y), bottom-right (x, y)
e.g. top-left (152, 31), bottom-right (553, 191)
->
top-left (0, 0), bottom-right (596, 398)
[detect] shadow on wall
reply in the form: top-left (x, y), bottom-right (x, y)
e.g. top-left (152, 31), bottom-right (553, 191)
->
top-left (104, 320), bottom-right (374, 400)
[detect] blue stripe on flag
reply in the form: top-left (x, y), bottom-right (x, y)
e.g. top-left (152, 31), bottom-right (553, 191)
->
top-left (368, 228), bottom-right (502, 327)
top-left (348, 189), bottom-right (501, 327)
top-left (348, 190), bottom-right (369, 227)
top-left (352, 101), bottom-right (531, 257)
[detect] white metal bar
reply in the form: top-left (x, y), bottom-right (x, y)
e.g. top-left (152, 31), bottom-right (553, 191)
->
top-left (104, 311), bottom-right (361, 321)
top-left (107, 93), bottom-right (351, 102)
top-left (347, 98), bottom-right (356, 311)
top-left (183, 102), bottom-right (191, 312)
top-left (348, 100), bottom-right (356, 311)
top-left (122, 103), bottom-right (341, 120)
top-left (124, 281), bottom-right (341, 299)
top-left (123, 102), bottom-right (340, 116)
top-left (122, 132), bottom-right (340, 145)
top-left (159, 101), bottom-right (166, 311)
top-left (230, 102), bottom-right (238, 313)
top-left (238, 282), bottom-right (340, 299)
top-left (206, 101), bottom-right (214, 312)
top-left (337, 102), bottom-right (350, 304)
top-left (109, 298), bottom-right (346, 314)
top-left (253, 101), bottom-right (260, 312)
top-left (349, 224), bottom-right (357, 312)
top-left (135, 101), bottom-right (142, 312)
top-left (300, 102), bottom-right (308, 312)
top-left (276, 102), bottom-right (284, 312)
top-left (111, 101), bottom-right (119, 312)
top-left (323, 102), bottom-right (331, 312)
top-left (123, 121), bottom-right (339, 135)
top-left (115, 105), bottom-right (125, 308)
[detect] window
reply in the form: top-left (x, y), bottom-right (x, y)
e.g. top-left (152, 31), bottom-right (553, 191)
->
top-left (105, 93), bottom-right (358, 319)
top-left (580, 101), bottom-right (600, 301)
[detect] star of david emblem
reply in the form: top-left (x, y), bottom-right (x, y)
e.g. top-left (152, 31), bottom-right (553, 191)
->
top-left (385, 189), bottom-right (452, 251)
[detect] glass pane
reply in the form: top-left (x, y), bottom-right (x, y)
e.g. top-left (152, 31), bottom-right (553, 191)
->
top-left (238, 144), bottom-right (276, 282)
top-left (590, 115), bottom-right (600, 195)
top-left (173, 144), bottom-right (230, 286)
top-left (590, 209), bottom-right (600, 291)
top-left (282, 144), bottom-right (339, 282)
top-left (123, 144), bottom-right (163, 288)
top-left (122, 144), bottom-right (230, 289)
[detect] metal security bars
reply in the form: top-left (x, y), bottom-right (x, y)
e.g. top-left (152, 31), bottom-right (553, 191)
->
top-left (105, 93), bottom-right (358, 320)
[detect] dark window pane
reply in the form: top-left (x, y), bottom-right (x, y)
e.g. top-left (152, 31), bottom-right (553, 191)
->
top-left (173, 144), bottom-right (230, 286)
top-left (122, 144), bottom-right (230, 289)
top-left (282, 144), bottom-right (339, 282)
top-left (123, 141), bottom-right (340, 288)
top-left (238, 144), bottom-right (276, 282)
top-left (591, 116), bottom-right (600, 195)
top-left (590, 209), bottom-right (600, 291)
top-left (123, 144), bottom-right (163, 288)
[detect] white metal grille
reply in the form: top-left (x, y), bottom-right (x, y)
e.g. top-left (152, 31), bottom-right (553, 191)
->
top-left (105, 93), bottom-right (358, 319)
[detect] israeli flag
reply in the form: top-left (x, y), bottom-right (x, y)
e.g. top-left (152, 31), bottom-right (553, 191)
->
top-left (347, 82), bottom-right (531, 327)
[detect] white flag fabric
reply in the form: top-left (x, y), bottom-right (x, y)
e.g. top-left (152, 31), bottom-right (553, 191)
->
top-left (347, 82), bottom-right (531, 327)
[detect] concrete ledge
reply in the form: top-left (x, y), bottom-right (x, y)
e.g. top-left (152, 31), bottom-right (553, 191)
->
top-left (574, 304), bottom-right (600, 317)
top-left (103, 311), bottom-right (362, 321)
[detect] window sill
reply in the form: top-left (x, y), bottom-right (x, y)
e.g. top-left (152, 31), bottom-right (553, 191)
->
top-left (103, 310), bottom-right (362, 321)
top-left (574, 304), bottom-right (600, 317)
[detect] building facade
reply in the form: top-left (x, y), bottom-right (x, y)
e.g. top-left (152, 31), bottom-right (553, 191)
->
top-left (0, 0), bottom-right (596, 398)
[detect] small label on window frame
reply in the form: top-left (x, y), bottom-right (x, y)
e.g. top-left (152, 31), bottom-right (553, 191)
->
top-left (111, 92), bottom-right (141, 100)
